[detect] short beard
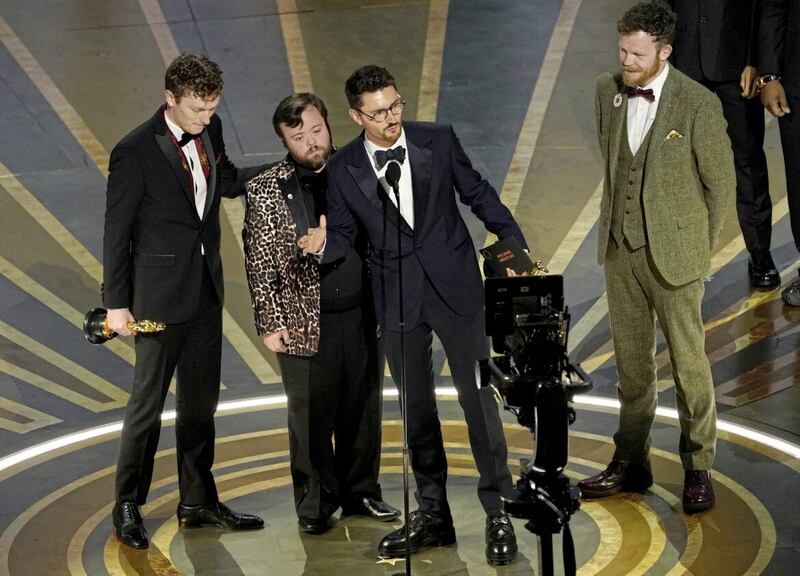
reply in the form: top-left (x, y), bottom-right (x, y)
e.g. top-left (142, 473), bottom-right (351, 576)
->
top-left (299, 145), bottom-right (331, 171)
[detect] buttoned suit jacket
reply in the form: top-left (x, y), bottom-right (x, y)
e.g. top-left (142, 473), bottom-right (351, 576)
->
top-left (595, 67), bottom-right (735, 287)
top-left (103, 109), bottom-right (254, 323)
top-left (670, 0), bottom-right (759, 83)
top-left (323, 121), bottom-right (526, 331)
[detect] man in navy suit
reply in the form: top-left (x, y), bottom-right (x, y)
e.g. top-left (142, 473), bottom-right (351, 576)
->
top-left (103, 52), bottom-right (263, 549)
top-left (302, 65), bottom-right (526, 566)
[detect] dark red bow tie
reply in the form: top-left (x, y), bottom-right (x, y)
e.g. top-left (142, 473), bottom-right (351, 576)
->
top-left (625, 86), bottom-right (655, 102)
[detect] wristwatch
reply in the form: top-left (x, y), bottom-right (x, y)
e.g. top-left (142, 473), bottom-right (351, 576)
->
top-left (757, 74), bottom-right (781, 90)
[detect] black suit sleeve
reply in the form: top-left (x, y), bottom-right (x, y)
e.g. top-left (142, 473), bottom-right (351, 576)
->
top-left (447, 126), bottom-right (528, 250)
top-left (209, 117), bottom-right (269, 199)
top-left (321, 160), bottom-right (359, 265)
top-left (760, 0), bottom-right (787, 74)
top-left (102, 143), bottom-right (145, 310)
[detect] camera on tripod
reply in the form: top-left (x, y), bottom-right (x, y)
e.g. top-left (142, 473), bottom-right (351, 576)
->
top-left (481, 274), bottom-right (592, 576)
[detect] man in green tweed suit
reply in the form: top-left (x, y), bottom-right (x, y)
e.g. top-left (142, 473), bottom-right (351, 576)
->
top-left (578, 1), bottom-right (735, 513)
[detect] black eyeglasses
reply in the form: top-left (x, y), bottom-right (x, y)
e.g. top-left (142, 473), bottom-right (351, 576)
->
top-left (357, 100), bottom-right (406, 123)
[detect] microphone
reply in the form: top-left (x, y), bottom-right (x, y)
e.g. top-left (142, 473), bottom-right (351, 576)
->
top-left (385, 161), bottom-right (402, 193)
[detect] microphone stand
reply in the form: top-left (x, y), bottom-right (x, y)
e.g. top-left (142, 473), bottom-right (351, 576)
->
top-left (385, 161), bottom-right (411, 576)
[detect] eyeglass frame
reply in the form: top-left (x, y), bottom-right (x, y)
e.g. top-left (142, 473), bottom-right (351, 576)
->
top-left (355, 99), bottom-right (406, 123)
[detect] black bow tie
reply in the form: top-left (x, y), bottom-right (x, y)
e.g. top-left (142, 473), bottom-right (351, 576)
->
top-left (625, 86), bottom-right (655, 103)
top-left (375, 145), bottom-right (406, 170)
top-left (178, 131), bottom-right (200, 146)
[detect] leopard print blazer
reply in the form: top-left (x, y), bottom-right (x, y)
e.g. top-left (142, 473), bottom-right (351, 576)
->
top-left (244, 159), bottom-right (320, 356)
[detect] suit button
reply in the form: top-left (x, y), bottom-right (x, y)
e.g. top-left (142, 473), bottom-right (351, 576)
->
top-left (625, 209), bottom-right (631, 214)
top-left (630, 166), bottom-right (636, 172)
top-left (699, 15), bottom-right (708, 24)
top-left (628, 180), bottom-right (634, 185)
top-left (627, 195), bottom-right (632, 200)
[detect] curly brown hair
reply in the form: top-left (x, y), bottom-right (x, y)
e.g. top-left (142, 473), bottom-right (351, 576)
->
top-left (617, 1), bottom-right (676, 46)
top-left (164, 52), bottom-right (223, 101)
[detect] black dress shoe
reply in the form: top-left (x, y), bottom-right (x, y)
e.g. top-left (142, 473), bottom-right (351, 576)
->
top-left (749, 250), bottom-right (780, 289)
top-left (112, 501), bottom-right (149, 549)
top-left (577, 460), bottom-right (653, 498)
top-left (485, 513), bottom-right (517, 566)
top-left (783, 274), bottom-right (800, 306)
top-left (298, 515), bottom-right (332, 534)
top-left (377, 510), bottom-right (456, 557)
top-left (341, 496), bottom-right (400, 522)
top-left (683, 470), bottom-right (715, 512)
top-left (177, 501), bottom-right (264, 530)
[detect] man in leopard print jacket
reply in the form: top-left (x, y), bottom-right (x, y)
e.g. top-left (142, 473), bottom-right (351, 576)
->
top-left (244, 93), bottom-right (398, 535)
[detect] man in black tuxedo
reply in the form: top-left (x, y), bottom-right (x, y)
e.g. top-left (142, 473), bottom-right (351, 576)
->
top-left (670, 0), bottom-right (778, 289)
top-left (103, 52), bottom-right (263, 549)
top-left (302, 65), bottom-right (526, 566)
top-left (759, 0), bottom-right (800, 305)
top-left (243, 93), bottom-right (398, 534)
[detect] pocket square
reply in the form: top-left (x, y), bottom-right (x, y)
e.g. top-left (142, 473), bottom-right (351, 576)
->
top-left (665, 129), bottom-right (683, 140)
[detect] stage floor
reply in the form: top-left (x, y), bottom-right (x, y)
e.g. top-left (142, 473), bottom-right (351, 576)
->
top-left (1, 0), bottom-right (799, 574)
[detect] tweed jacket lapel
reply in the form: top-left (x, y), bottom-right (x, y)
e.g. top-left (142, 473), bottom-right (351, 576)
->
top-left (607, 80), bottom-right (628, 193)
top-left (643, 70), bottom-right (678, 162)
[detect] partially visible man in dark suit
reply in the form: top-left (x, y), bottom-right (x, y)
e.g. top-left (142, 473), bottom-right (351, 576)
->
top-left (759, 0), bottom-right (800, 305)
top-left (103, 52), bottom-right (263, 549)
top-left (302, 65), bottom-right (525, 566)
top-left (577, 1), bottom-right (734, 513)
top-left (670, 0), bottom-right (778, 289)
top-left (243, 92), bottom-right (398, 535)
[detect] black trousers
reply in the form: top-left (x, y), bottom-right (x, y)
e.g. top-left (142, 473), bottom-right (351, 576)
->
top-left (383, 276), bottom-right (511, 522)
top-left (115, 266), bottom-right (222, 506)
top-left (778, 89), bottom-right (800, 253)
top-left (277, 306), bottom-right (383, 519)
top-left (703, 79), bottom-right (771, 252)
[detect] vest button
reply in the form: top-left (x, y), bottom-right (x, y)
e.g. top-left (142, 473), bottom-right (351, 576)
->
top-left (625, 209), bottom-right (631, 214)
top-left (627, 195), bottom-right (632, 200)
top-left (630, 166), bottom-right (636, 172)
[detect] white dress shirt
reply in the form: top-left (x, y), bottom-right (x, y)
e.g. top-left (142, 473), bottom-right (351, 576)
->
top-left (627, 62), bottom-right (669, 155)
top-left (364, 129), bottom-right (414, 229)
top-left (164, 112), bottom-right (207, 220)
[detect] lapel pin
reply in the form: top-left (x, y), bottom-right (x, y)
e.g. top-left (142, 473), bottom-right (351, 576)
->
top-left (613, 93), bottom-right (623, 108)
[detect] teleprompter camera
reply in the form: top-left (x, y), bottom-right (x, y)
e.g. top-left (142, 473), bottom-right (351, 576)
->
top-left (481, 275), bottom-right (592, 576)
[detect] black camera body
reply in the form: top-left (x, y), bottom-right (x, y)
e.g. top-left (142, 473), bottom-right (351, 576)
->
top-left (482, 275), bottom-right (592, 572)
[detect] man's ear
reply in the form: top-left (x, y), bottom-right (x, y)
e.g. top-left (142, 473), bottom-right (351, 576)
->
top-left (165, 90), bottom-right (177, 108)
top-left (658, 43), bottom-right (673, 62)
top-left (348, 108), bottom-right (363, 127)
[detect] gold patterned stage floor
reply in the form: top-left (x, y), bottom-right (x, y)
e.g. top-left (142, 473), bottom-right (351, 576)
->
top-left (1, 0), bottom-right (800, 574)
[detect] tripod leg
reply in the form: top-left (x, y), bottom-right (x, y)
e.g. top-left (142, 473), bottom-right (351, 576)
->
top-left (537, 532), bottom-right (555, 576)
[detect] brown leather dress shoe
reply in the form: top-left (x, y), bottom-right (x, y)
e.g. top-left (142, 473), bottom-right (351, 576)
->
top-left (682, 470), bottom-right (715, 512)
top-left (578, 460), bottom-right (653, 498)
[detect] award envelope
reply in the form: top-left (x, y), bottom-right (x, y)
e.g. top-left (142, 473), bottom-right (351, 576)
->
top-left (481, 237), bottom-right (535, 277)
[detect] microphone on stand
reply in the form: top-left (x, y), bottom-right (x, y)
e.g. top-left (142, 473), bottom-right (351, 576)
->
top-left (385, 161), bottom-right (402, 195)
top-left (384, 159), bottom-right (411, 576)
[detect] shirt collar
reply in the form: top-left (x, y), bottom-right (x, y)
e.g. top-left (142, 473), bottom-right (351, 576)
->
top-left (639, 62), bottom-right (670, 104)
top-left (163, 110), bottom-right (184, 142)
